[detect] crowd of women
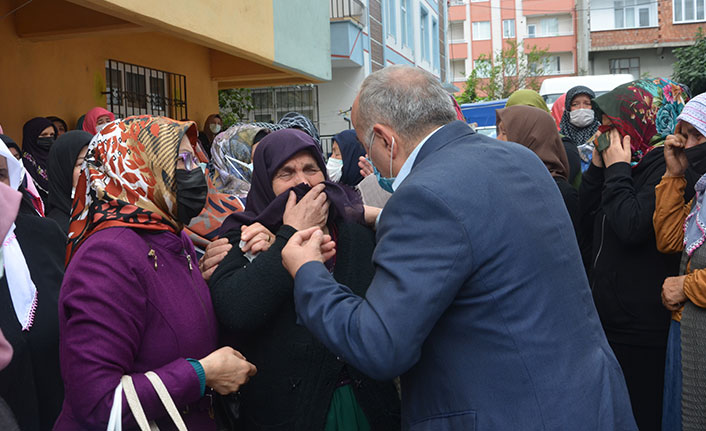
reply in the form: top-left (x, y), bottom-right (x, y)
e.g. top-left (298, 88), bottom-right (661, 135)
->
top-left (0, 77), bottom-right (705, 431)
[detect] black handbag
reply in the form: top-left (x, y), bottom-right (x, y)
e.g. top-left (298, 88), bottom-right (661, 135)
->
top-left (213, 391), bottom-right (241, 431)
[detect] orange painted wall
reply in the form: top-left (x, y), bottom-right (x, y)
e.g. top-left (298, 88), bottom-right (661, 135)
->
top-left (449, 4), bottom-right (466, 21)
top-left (0, 20), bottom-right (219, 142)
top-left (525, 35), bottom-right (576, 52)
top-left (450, 42), bottom-right (469, 59)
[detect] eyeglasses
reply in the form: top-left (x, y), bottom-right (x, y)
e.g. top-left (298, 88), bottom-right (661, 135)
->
top-left (177, 152), bottom-right (200, 171)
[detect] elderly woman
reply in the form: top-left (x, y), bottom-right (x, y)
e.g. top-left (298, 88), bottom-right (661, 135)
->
top-left (0, 138), bottom-right (66, 431)
top-left (560, 86), bottom-right (602, 174)
top-left (81, 107), bottom-right (115, 135)
top-left (327, 129), bottom-right (366, 187)
top-left (55, 116), bottom-right (256, 430)
top-left (496, 105), bottom-right (578, 229)
top-left (652, 92), bottom-right (706, 431)
top-left (579, 78), bottom-right (692, 431)
top-left (207, 128), bottom-right (400, 430)
top-left (46, 130), bottom-right (93, 233)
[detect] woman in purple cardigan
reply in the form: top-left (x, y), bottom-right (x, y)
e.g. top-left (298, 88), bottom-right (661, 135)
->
top-left (54, 116), bottom-right (256, 430)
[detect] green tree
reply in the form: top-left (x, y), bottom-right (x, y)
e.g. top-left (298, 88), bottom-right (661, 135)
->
top-left (218, 88), bottom-right (254, 127)
top-left (673, 27), bottom-right (706, 96)
top-left (455, 40), bottom-right (550, 103)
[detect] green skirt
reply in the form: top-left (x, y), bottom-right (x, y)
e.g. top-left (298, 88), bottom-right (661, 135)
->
top-left (323, 385), bottom-right (371, 431)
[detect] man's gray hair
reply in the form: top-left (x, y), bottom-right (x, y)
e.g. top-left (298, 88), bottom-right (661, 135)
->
top-left (356, 65), bottom-right (457, 146)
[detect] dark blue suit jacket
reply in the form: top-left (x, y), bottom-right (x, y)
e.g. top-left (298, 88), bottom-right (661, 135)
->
top-left (293, 121), bottom-right (637, 430)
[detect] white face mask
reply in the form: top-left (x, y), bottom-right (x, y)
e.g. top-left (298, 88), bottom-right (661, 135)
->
top-left (326, 157), bottom-right (343, 182)
top-left (209, 123), bottom-right (222, 134)
top-left (95, 123), bottom-right (107, 134)
top-left (71, 186), bottom-right (76, 199)
top-left (569, 109), bottom-right (595, 128)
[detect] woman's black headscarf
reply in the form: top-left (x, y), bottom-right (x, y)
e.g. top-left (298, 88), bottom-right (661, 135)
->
top-left (219, 128), bottom-right (363, 235)
top-left (22, 117), bottom-right (57, 196)
top-left (559, 86), bottom-right (601, 147)
top-left (333, 129), bottom-right (366, 186)
top-left (46, 130), bottom-right (93, 233)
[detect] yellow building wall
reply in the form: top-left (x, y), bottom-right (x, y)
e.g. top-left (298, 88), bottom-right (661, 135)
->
top-left (0, 23), bottom-right (219, 142)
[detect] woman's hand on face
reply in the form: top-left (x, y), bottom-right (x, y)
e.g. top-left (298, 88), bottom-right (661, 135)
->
top-left (591, 137), bottom-right (604, 168)
top-left (602, 128), bottom-right (632, 167)
top-left (359, 156), bottom-right (374, 177)
top-left (199, 347), bottom-right (257, 395)
top-left (240, 223), bottom-right (274, 255)
top-left (664, 123), bottom-right (689, 177)
top-left (199, 238), bottom-right (232, 282)
top-left (282, 183), bottom-right (329, 231)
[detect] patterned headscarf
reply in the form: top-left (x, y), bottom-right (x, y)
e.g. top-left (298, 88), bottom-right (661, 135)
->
top-left (209, 123), bottom-right (267, 196)
top-left (593, 78), bottom-right (690, 166)
top-left (66, 116), bottom-right (198, 261)
top-left (277, 112), bottom-right (321, 149)
top-left (680, 93), bottom-right (706, 256)
top-left (559, 86), bottom-right (601, 147)
top-left (678, 92), bottom-right (706, 139)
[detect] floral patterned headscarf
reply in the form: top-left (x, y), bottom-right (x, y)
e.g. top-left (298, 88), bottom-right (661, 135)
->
top-left (209, 123), bottom-right (267, 197)
top-left (66, 116), bottom-right (198, 261)
top-left (593, 78), bottom-right (690, 166)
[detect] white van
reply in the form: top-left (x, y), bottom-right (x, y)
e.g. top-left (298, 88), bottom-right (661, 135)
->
top-left (539, 74), bottom-right (635, 109)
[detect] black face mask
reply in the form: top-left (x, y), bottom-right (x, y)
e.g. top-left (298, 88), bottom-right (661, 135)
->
top-left (36, 137), bottom-right (54, 150)
top-left (685, 144), bottom-right (706, 176)
top-left (175, 168), bottom-right (207, 224)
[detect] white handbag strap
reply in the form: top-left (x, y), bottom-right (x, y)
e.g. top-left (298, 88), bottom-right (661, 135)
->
top-left (121, 375), bottom-right (154, 431)
top-left (144, 371), bottom-right (188, 431)
top-left (106, 382), bottom-right (123, 431)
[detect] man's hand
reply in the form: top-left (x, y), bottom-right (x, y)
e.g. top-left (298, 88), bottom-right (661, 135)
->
top-left (199, 238), bottom-right (232, 282)
top-left (359, 156), bottom-right (374, 177)
top-left (664, 123), bottom-right (688, 177)
top-left (281, 227), bottom-right (336, 278)
top-left (240, 222), bottom-right (274, 255)
top-left (602, 128), bottom-right (632, 167)
top-left (662, 275), bottom-right (688, 311)
top-left (282, 183), bottom-right (329, 231)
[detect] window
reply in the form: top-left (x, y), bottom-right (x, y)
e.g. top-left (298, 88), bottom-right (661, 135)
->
top-left (248, 85), bottom-right (319, 127)
top-left (609, 57), bottom-right (640, 77)
top-left (421, 7), bottom-right (430, 62)
top-left (449, 21), bottom-right (465, 41)
top-left (474, 59), bottom-right (491, 78)
top-left (527, 24), bottom-right (537, 38)
top-left (451, 59), bottom-right (466, 79)
top-left (105, 60), bottom-right (187, 119)
top-left (540, 17), bottom-right (559, 36)
top-left (544, 55), bottom-right (561, 74)
top-left (471, 0), bottom-right (487, 2)
top-left (503, 19), bottom-right (515, 38)
top-left (472, 21), bottom-right (491, 40)
top-left (615, 0), bottom-right (656, 28)
top-left (432, 17), bottom-right (440, 69)
top-left (401, 0), bottom-right (408, 45)
top-left (674, 0), bottom-right (706, 22)
top-left (503, 57), bottom-right (517, 75)
top-left (386, 0), bottom-right (397, 39)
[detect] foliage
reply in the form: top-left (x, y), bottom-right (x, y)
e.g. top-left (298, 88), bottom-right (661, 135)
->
top-left (455, 40), bottom-right (550, 103)
top-left (218, 88), bottom-right (254, 128)
top-left (673, 27), bottom-right (706, 97)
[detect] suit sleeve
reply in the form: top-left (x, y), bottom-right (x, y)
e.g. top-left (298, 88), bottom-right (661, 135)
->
top-left (293, 183), bottom-right (473, 380)
top-left (601, 161), bottom-right (663, 245)
top-left (60, 235), bottom-right (201, 429)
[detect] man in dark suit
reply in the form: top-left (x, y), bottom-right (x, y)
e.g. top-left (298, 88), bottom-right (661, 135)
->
top-left (282, 65), bottom-right (637, 430)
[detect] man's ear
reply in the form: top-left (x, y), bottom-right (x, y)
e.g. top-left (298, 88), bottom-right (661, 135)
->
top-left (372, 124), bottom-right (396, 152)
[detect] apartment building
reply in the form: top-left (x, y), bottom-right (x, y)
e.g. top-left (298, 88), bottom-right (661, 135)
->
top-left (448, 0), bottom-right (579, 93)
top-left (589, 0), bottom-right (704, 79)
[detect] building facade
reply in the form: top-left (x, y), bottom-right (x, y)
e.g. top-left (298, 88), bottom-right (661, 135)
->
top-left (589, 0), bottom-right (704, 79)
top-left (314, 0), bottom-right (449, 142)
top-left (0, 0), bottom-right (331, 139)
top-left (447, 0), bottom-right (579, 94)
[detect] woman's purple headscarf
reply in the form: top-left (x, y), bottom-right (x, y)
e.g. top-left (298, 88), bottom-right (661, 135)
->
top-left (219, 128), bottom-right (364, 235)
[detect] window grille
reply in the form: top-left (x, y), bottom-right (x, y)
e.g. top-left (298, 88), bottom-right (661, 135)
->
top-left (247, 85), bottom-right (319, 129)
top-left (105, 59), bottom-right (187, 120)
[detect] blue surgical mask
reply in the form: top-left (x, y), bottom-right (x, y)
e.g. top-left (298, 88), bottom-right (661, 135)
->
top-left (367, 132), bottom-right (396, 193)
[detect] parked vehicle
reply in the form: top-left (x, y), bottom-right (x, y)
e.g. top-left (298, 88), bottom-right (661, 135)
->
top-left (460, 99), bottom-right (507, 138)
top-left (539, 74), bottom-right (634, 109)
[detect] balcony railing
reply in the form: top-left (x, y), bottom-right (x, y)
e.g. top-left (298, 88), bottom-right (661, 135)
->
top-left (330, 0), bottom-right (366, 26)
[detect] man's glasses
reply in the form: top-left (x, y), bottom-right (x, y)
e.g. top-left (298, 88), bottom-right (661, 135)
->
top-left (178, 152), bottom-right (200, 171)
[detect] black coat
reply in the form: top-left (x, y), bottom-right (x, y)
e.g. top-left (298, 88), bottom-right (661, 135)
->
top-left (210, 222), bottom-right (401, 431)
top-left (0, 213), bottom-right (65, 430)
top-left (578, 148), bottom-right (698, 347)
top-left (561, 136), bottom-right (582, 186)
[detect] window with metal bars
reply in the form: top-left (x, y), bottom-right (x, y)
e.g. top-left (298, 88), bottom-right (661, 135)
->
top-left (247, 85), bottom-right (319, 128)
top-left (104, 59), bottom-right (187, 120)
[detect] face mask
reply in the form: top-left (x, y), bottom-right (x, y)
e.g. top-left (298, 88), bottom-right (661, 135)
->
top-left (326, 157), bottom-right (343, 182)
top-left (175, 168), bottom-right (208, 224)
top-left (95, 123), bottom-right (108, 134)
top-left (569, 109), bottom-right (596, 128)
top-left (71, 186), bottom-right (76, 199)
top-left (36, 137), bottom-right (54, 150)
top-left (685, 144), bottom-right (706, 176)
top-left (209, 123), bottom-right (222, 134)
top-left (367, 134), bottom-right (397, 193)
